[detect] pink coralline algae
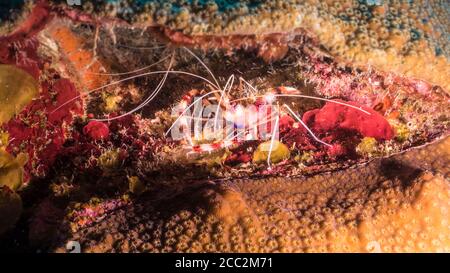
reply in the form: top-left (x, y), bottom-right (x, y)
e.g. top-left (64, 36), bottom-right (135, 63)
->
top-left (4, 78), bottom-right (84, 181)
top-left (0, 7), bottom-right (83, 181)
top-left (47, 79), bottom-right (82, 124)
top-left (303, 100), bottom-right (394, 141)
top-left (225, 150), bottom-right (253, 166)
top-left (282, 128), bottom-right (318, 151)
top-left (83, 121), bottom-right (110, 140)
top-left (326, 143), bottom-right (347, 159)
top-left (279, 115), bottom-right (295, 133)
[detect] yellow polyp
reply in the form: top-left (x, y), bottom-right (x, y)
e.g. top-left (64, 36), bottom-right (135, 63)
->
top-left (98, 149), bottom-right (121, 172)
top-left (356, 137), bottom-right (378, 157)
top-left (0, 65), bottom-right (39, 124)
top-left (103, 94), bottom-right (122, 113)
top-left (253, 141), bottom-right (290, 164)
top-left (395, 123), bottom-right (410, 142)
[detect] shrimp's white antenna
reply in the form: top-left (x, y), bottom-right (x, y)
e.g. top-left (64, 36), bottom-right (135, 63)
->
top-left (239, 77), bottom-right (258, 95)
top-left (116, 44), bottom-right (166, 50)
top-left (86, 55), bottom-right (170, 76)
top-left (183, 47), bottom-right (222, 91)
top-left (283, 104), bottom-right (332, 147)
top-left (267, 115), bottom-right (280, 169)
top-left (50, 70), bottom-right (219, 115)
top-left (275, 94), bottom-right (371, 115)
top-left (53, 48), bottom-right (224, 116)
top-left (230, 93), bottom-right (371, 115)
top-left (93, 54), bottom-right (175, 122)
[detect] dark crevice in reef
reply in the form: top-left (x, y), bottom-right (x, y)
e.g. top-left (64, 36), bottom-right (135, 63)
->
top-left (379, 160), bottom-right (424, 188)
top-left (0, 1), bottom-right (25, 21)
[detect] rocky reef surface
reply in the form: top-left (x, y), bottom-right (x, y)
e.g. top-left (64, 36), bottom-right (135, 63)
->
top-left (0, 0), bottom-right (448, 252)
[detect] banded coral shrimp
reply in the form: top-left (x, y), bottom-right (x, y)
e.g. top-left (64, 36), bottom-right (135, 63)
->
top-left (166, 80), bottom-right (376, 168)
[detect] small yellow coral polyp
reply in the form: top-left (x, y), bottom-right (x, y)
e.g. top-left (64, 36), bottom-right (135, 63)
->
top-left (356, 137), bottom-right (378, 157)
top-left (103, 94), bottom-right (122, 113)
top-left (253, 141), bottom-right (290, 164)
top-left (0, 65), bottom-right (39, 124)
top-left (98, 149), bottom-right (121, 171)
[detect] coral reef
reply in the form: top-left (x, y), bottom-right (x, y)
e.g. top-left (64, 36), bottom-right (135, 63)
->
top-left (0, 0), bottom-right (448, 253)
top-left (60, 0), bottom-right (450, 91)
top-left (302, 100), bottom-right (394, 141)
top-left (83, 121), bottom-right (110, 140)
top-left (53, 138), bottom-right (450, 253)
